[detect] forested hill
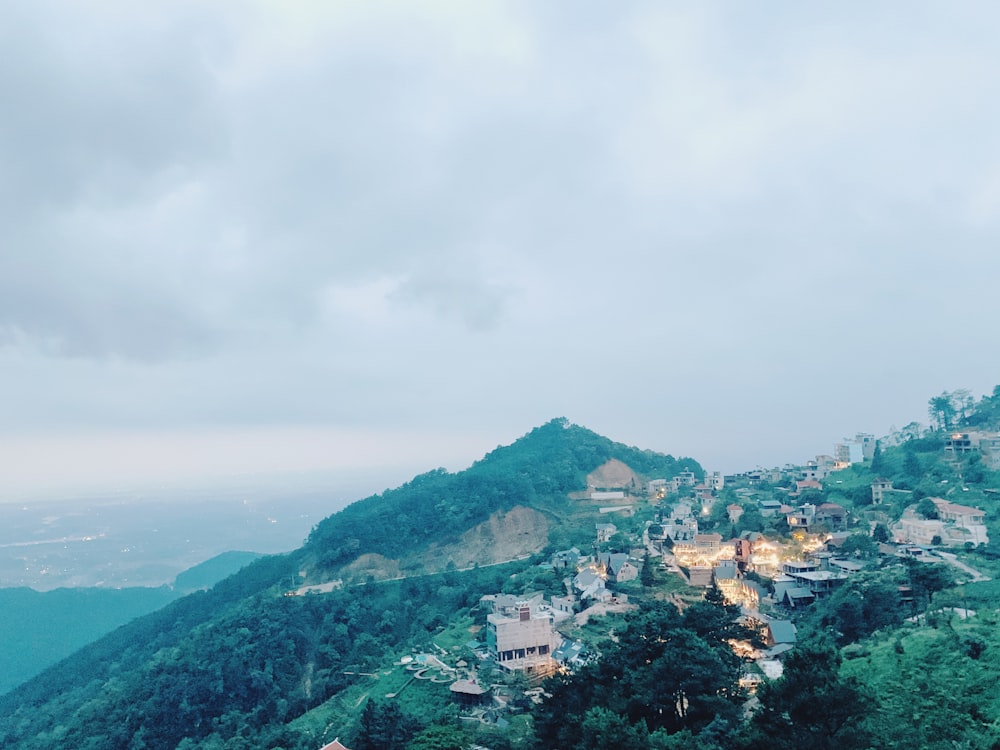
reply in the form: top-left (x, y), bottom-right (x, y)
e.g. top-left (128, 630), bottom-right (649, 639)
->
top-left (304, 418), bottom-right (700, 572)
top-left (0, 419), bottom-right (699, 749)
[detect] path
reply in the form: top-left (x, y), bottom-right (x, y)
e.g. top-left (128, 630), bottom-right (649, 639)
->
top-left (935, 551), bottom-right (992, 583)
top-left (287, 553), bottom-right (535, 596)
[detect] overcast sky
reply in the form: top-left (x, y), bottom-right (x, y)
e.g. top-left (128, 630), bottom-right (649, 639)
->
top-left (2, 1), bottom-right (999, 500)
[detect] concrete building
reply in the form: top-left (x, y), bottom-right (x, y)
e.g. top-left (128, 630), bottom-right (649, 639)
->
top-left (835, 433), bottom-right (875, 466)
top-left (486, 602), bottom-right (561, 675)
top-left (892, 498), bottom-right (989, 547)
top-left (596, 523), bottom-right (617, 543)
top-left (670, 471), bottom-right (698, 492)
top-left (944, 431), bottom-right (1000, 470)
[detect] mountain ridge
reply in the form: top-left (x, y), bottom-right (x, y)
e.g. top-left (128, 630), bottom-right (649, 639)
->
top-left (0, 418), bottom-right (698, 749)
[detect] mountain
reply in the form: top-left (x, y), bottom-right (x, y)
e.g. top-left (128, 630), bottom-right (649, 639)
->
top-left (173, 551), bottom-right (266, 593)
top-left (0, 419), bottom-right (699, 749)
top-left (0, 586), bottom-right (178, 696)
top-left (0, 551), bottom-right (268, 697)
top-left (302, 418), bottom-right (698, 579)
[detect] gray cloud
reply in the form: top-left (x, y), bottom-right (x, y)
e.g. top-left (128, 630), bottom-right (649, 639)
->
top-left (2, 1), bottom-right (1000, 493)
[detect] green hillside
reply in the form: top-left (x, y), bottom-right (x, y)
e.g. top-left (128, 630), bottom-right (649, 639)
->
top-left (0, 551), bottom-right (269, 698)
top-left (174, 551), bottom-right (266, 593)
top-left (2, 407), bottom-right (1000, 749)
top-left (304, 418), bottom-right (698, 571)
top-left (0, 420), bottom-right (699, 749)
top-left (0, 586), bottom-right (179, 696)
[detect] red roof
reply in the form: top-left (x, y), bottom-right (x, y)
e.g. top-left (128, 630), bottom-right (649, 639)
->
top-left (320, 740), bottom-right (351, 750)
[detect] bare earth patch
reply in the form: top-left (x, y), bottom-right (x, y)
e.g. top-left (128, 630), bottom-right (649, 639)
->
top-left (586, 459), bottom-right (639, 489)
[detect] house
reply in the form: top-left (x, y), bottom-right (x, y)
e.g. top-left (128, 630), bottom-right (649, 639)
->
top-left (665, 516), bottom-right (699, 542)
top-left (596, 523), bottom-right (617, 543)
top-left (551, 594), bottom-right (577, 617)
top-left (759, 499), bottom-right (784, 518)
top-left (780, 587), bottom-right (816, 608)
top-left (482, 593), bottom-right (545, 618)
top-left (746, 539), bottom-right (780, 576)
top-left (713, 561), bottom-right (741, 603)
top-left (319, 740), bottom-right (352, 750)
top-left (573, 569), bottom-right (612, 603)
top-left (694, 485), bottom-right (715, 503)
top-left (449, 678), bottom-right (489, 706)
top-left (553, 640), bottom-right (591, 668)
top-left (597, 553), bottom-right (638, 583)
top-left (782, 560), bottom-right (819, 576)
top-left (671, 471), bottom-right (698, 492)
top-left (931, 498), bottom-right (986, 526)
top-left (945, 432), bottom-right (979, 458)
top-left (785, 503), bottom-right (816, 530)
top-left (815, 503), bottom-right (848, 530)
top-left (787, 570), bottom-right (849, 597)
top-left (694, 533), bottom-right (723, 555)
top-left (648, 478), bottom-right (668, 497)
top-left (828, 558), bottom-right (865, 574)
top-left (893, 498), bottom-right (989, 547)
top-left (709, 471), bottom-right (725, 491)
top-left (727, 503), bottom-right (744, 524)
top-left (766, 620), bottom-right (797, 647)
top-left (871, 478), bottom-right (893, 505)
top-left (486, 601), bottom-right (561, 675)
top-left (835, 433), bottom-right (875, 465)
top-left (794, 479), bottom-right (823, 495)
top-left (666, 502), bottom-right (694, 521)
top-left (573, 568), bottom-right (602, 593)
top-left (674, 533), bottom-right (726, 567)
top-left (551, 548), bottom-right (582, 570)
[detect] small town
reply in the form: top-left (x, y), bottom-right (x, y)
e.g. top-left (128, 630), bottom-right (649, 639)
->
top-left (303, 418), bottom-right (1000, 749)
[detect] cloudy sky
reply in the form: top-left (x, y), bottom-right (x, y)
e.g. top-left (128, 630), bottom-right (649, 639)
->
top-left (2, 1), bottom-right (999, 500)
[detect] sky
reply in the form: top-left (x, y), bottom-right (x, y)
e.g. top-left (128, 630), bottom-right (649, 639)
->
top-left (2, 1), bottom-right (1000, 500)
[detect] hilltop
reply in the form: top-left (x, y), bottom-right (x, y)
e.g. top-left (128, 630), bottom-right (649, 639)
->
top-left (3, 400), bottom-right (1000, 749)
top-left (0, 419), bottom-right (700, 749)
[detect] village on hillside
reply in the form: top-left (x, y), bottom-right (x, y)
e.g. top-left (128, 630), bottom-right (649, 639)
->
top-left (348, 428), bottom-right (998, 736)
top-left (302, 420), bottom-right (1000, 749)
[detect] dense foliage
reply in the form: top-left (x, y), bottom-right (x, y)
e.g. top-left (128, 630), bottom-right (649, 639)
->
top-left (5, 402), bottom-right (1000, 749)
top-left (305, 419), bottom-right (699, 568)
top-left (0, 559), bottom-right (520, 749)
top-left (0, 586), bottom-right (180, 695)
top-left (533, 590), bottom-right (752, 749)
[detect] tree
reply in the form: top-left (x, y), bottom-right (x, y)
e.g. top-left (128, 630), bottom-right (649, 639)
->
top-left (870, 441), bottom-right (884, 473)
top-left (872, 524), bottom-right (890, 544)
top-left (749, 640), bottom-right (874, 750)
top-left (915, 497), bottom-right (939, 520)
top-left (355, 700), bottom-right (418, 750)
top-left (903, 451), bottom-right (922, 479)
top-left (839, 534), bottom-right (878, 559)
top-left (408, 724), bottom-right (470, 750)
top-left (905, 559), bottom-right (954, 607)
top-left (640, 552), bottom-right (656, 588)
top-left (606, 532), bottom-right (632, 553)
top-left (575, 707), bottom-right (649, 750)
top-left (929, 392), bottom-right (957, 432)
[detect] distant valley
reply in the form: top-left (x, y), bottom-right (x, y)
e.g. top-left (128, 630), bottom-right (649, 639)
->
top-left (0, 481), bottom-right (373, 590)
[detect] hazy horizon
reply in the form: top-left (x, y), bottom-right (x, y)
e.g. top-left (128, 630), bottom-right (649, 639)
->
top-left (3, 3), bottom-right (999, 499)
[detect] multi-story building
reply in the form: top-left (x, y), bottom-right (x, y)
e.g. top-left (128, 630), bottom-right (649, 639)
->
top-left (945, 431), bottom-right (1000, 470)
top-left (835, 433), bottom-right (876, 466)
top-left (486, 602), bottom-right (561, 675)
top-left (892, 498), bottom-right (989, 547)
